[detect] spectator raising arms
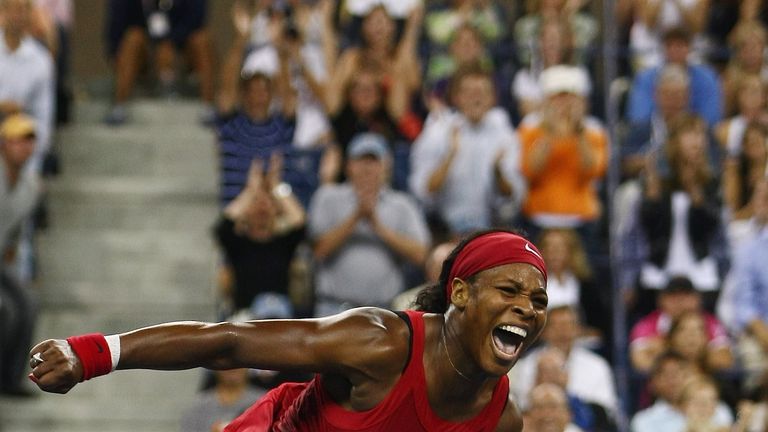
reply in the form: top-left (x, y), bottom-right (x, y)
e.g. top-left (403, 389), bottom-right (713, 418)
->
top-left (321, 4), bottom-right (423, 184)
top-left (324, 67), bottom-right (404, 184)
top-left (215, 2), bottom-right (296, 206)
top-left (322, 3), bottom-right (422, 137)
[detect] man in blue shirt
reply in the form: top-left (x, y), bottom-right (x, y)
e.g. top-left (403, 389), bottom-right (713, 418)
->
top-left (626, 27), bottom-right (722, 128)
top-left (215, 6), bottom-right (296, 206)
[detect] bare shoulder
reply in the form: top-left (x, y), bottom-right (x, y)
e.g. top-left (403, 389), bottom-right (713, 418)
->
top-left (327, 307), bottom-right (408, 334)
top-left (495, 393), bottom-right (524, 432)
top-left (323, 308), bottom-right (412, 377)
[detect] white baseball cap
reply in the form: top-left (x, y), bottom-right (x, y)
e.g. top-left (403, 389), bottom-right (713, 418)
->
top-left (346, 0), bottom-right (420, 18)
top-left (241, 46), bottom-right (279, 79)
top-left (539, 65), bottom-right (591, 97)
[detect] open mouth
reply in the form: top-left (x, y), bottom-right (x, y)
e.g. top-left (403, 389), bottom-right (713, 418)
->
top-left (492, 325), bottom-right (527, 360)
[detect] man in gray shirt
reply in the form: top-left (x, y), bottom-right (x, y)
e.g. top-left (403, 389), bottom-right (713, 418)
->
top-left (309, 133), bottom-right (431, 317)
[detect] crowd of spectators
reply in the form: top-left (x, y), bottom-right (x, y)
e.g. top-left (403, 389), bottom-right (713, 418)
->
top-left (4, 0), bottom-right (768, 431)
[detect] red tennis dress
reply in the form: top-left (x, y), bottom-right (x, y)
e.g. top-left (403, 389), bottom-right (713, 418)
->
top-left (223, 310), bottom-right (509, 431)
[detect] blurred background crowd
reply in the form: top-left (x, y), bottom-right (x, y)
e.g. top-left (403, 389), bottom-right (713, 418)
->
top-left (2, 0), bottom-right (768, 431)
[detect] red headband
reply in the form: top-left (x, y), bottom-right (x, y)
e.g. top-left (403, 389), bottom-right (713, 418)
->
top-left (446, 232), bottom-right (547, 303)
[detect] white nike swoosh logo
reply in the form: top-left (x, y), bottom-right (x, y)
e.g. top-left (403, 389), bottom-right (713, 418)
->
top-left (524, 242), bottom-right (543, 260)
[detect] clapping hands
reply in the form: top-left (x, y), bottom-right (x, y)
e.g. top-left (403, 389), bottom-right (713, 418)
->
top-left (246, 152), bottom-right (284, 194)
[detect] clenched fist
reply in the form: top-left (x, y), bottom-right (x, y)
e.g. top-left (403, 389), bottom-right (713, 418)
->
top-left (28, 339), bottom-right (84, 394)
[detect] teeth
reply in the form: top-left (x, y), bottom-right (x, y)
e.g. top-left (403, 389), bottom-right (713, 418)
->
top-left (498, 325), bottom-right (527, 338)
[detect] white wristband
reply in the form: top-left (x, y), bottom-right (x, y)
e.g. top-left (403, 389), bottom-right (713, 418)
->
top-left (105, 334), bottom-right (121, 371)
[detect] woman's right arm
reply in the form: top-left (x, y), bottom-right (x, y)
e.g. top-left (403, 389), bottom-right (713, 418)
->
top-left (30, 309), bottom-right (410, 394)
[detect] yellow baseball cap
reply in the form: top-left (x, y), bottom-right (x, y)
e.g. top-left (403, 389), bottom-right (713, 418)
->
top-left (0, 113), bottom-right (36, 140)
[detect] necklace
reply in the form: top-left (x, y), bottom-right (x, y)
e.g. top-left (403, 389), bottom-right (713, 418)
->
top-left (441, 326), bottom-right (472, 382)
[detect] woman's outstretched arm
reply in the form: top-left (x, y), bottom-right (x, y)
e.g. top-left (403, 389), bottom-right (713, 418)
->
top-left (29, 308), bottom-right (409, 394)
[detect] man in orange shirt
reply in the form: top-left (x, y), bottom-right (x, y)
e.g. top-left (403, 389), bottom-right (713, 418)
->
top-left (518, 65), bottom-right (608, 251)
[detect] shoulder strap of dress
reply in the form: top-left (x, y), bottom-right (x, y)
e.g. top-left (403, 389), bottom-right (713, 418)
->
top-left (483, 374), bottom-right (511, 429)
top-left (401, 310), bottom-right (426, 375)
top-left (393, 311), bottom-right (414, 372)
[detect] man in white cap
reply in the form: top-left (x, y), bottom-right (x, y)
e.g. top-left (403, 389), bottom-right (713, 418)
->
top-left (309, 132), bottom-right (430, 316)
top-left (518, 65), bottom-right (608, 251)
